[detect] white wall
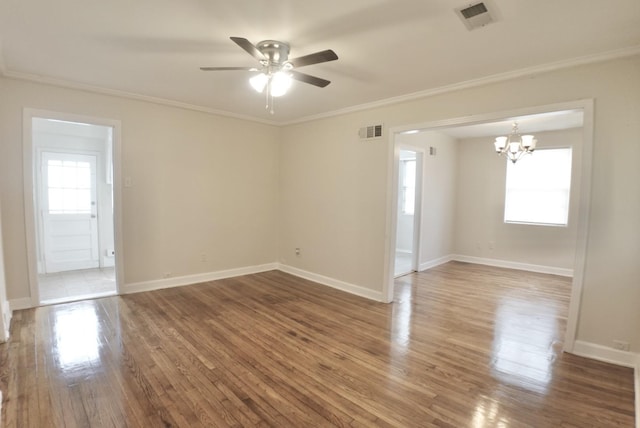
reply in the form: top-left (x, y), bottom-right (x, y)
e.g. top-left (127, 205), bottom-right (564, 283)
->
top-left (279, 56), bottom-right (640, 353)
top-left (397, 131), bottom-right (457, 265)
top-left (0, 77), bottom-right (280, 301)
top-left (454, 128), bottom-right (582, 270)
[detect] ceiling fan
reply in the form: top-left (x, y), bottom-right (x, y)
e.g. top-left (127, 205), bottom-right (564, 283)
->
top-left (200, 37), bottom-right (338, 113)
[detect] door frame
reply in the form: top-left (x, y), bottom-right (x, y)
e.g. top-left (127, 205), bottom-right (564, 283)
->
top-left (23, 108), bottom-right (124, 306)
top-left (382, 99), bottom-right (594, 353)
top-left (393, 146), bottom-right (424, 277)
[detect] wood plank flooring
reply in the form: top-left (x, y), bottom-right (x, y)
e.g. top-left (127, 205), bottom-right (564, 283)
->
top-left (0, 262), bottom-right (635, 427)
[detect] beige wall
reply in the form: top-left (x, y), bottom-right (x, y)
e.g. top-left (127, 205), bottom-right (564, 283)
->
top-left (279, 56), bottom-right (640, 352)
top-left (278, 118), bottom-right (389, 292)
top-left (455, 128), bottom-right (582, 270)
top-left (0, 77), bottom-right (280, 299)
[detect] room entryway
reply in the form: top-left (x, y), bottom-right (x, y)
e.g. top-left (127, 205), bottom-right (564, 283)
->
top-left (31, 117), bottom-right (118, 305)
top-left (394, 149), bottom-right (422, 277)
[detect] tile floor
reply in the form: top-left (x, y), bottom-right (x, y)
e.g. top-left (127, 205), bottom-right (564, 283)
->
top-left (394, 251), bottom-right (414, 277)
top-left (38, 267), bottom-right (117, 304)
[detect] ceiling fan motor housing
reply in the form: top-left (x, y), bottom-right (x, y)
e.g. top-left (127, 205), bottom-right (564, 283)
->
top-left (256, 40), bottom-right (291, 66)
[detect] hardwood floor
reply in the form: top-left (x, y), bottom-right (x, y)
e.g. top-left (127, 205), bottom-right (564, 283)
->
top-left (0, 262), bottom-right (635, 427)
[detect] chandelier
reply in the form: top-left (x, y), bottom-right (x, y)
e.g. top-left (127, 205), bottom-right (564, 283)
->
top-left (494, 122), bottom-right (537, 163)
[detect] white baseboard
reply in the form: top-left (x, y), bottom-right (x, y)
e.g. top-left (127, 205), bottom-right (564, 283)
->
top-left (419, 255), bottom-right (454, 271)
top-left (123, 263), bottom-right (279, 294)
top-left (451, 254), bottom-right (573, 277)
top-left (278, 264), bottom-right (384, 302)
top-left (572, 340), bottom-right (638, 368)
top-left (2, 300), bottom-right (12, 341)
top-left (9, 297), bottom-right (34, 311)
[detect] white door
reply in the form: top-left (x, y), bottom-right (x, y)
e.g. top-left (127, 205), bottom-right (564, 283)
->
top-left (41, 152), bottom-right (99, 273)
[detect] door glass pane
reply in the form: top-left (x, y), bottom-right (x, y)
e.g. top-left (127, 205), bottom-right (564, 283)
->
top-left (47, 159), bottom-right (92, 214)
top-left (48, 165), bottom-right (63, 188)
top-left (77, 165), bottom-right (91, 189)
top-left (62, 163), bottom-right (77, 188)
top-left (76, 189), bottom-right (91, 211)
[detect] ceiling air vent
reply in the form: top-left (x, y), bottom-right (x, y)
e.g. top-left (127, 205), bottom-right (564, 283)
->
top-left (359, 124), bottom-right (383, 140)
top-left (455, 2), bottom-right (495, 31)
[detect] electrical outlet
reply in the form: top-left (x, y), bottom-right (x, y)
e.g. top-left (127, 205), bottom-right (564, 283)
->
top-left (200, 253), bottom-right (207, 262)
top-left (295, 247), bottom-right (301, 256)
top-left (613, 340), bottom-right (630, 351)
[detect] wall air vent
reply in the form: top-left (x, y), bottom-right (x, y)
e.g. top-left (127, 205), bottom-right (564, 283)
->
top-left (455, 2), bottom-right (496, 31)
top-left (359, 124), bottom-right (383, 140)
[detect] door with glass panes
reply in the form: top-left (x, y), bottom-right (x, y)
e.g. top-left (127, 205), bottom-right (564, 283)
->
top-left (41, 152), bottom-right (99, 273)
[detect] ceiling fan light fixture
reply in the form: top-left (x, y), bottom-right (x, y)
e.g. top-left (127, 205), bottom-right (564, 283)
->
top-left (201, 37), bottom-right (337, 114)
top-left (270, 71), bottom-right (292, 97)
top-left (249, 73), bottom-right (268, 93)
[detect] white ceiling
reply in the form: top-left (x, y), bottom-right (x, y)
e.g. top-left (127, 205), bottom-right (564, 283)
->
top-left (429, 109), bottom-right (585, 139)
top-left (1, 1), bottom-right (639, 124)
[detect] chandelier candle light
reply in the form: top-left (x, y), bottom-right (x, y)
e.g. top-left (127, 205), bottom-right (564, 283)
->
top-left (494, 122), bottom-right (537, 163)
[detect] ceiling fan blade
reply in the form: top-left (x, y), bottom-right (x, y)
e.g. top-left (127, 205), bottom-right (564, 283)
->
top-left (289, 49), bottom-right (338, 68)
top-left (230, 37), bottom-right (265, 61)
top-left (290, 70), bottom-right (331, 88)
top-left (200, 66), bottom-right (257, 71)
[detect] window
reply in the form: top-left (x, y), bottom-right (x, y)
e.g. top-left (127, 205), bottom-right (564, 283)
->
top-left (504, 148), bottom-right (572, 226)
top-left (400, 158), bottom-right (416, 215)
top-left (47, 159), bottom-right (92, 214)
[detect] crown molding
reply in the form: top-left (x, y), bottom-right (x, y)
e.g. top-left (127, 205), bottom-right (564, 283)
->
top-left (2, 45), bottom-right (639, 127)
top-left (282, 45), bottom-right (640, 126)
top-left (0, 69), bottom-right (279, 126)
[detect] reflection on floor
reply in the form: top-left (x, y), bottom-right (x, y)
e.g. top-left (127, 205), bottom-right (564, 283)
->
top-left (394, 251), bottom-right (413, 277)
top-left (38, 267), bottom-right (116, 304)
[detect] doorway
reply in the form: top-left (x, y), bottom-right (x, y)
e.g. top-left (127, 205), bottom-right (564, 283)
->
top-left (31, 116), bottom-right (118, 304)
top-left (394, 149), bottom-right (421, 277)
top-left (384, 100), bottom-right (594, 353)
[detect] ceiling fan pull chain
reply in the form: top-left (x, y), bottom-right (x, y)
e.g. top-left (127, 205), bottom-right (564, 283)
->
top-left (265, 79), bottom-right (275, 115)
